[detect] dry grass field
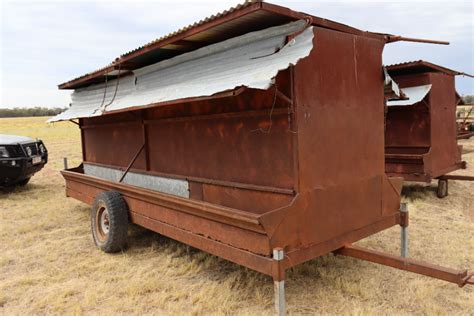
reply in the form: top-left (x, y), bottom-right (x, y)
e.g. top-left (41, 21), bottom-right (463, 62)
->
top-left (1, 116), bottom-right (473, 315)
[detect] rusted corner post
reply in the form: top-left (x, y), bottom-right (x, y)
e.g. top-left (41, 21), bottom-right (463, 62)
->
top-left (273, 248), bottom-right (285, 316)
top-left (400, 203), bottom-right (409, 258)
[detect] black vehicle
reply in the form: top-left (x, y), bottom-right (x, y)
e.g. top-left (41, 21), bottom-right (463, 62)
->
top-left (0, 134), bottom-right (48, 186)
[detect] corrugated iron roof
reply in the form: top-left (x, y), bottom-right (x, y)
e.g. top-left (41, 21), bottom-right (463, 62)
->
top-left (50, 20), bottom-right (314, 122)
top-left (120, 0), bottom-right (258, 58)
top-left (58, 1), bottom-right (387, 90)
top-left (59, 1), bottom-right (261, 89)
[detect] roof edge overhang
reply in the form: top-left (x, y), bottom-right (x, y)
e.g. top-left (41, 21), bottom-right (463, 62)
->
top-left (95, 87), bottom-right (248, 118)
top-left (387, 60), bottom-right (474, 78)
top-left (58, 1), bottom-right (388, 90)
top-left (48, 87), bottom-right (248, 123)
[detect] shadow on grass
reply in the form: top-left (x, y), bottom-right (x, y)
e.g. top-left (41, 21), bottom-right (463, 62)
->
top-left (462, 148), bottom-right (474, 155)
top-left (0, 182), bottom-right (49, 195)
top-left (401, 183), bottom-right (437, 201)
top-left (0, 184), bottom-right (30, 194)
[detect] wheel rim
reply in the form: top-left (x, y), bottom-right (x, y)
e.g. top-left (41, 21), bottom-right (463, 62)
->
top-left (96, 203), bottom-right (110, 242)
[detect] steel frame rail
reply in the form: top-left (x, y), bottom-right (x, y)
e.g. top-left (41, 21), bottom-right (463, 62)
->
top-left (336, 245), bottom-right (473, 287)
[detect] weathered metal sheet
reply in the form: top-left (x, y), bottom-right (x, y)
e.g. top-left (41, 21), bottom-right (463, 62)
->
top-left (387, 84), bottom-right (432, 106)
top-left (49, 21), bottom-right (313, 122)
top-left (83, 163), bottom-right (189, 198)
top-left (384, 67), bottom-right (401, 99)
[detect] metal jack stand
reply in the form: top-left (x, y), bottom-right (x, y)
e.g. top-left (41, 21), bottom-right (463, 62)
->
top-left (273, 248), bottom-right (285, 316)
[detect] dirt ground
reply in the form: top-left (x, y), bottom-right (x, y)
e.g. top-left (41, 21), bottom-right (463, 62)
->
top-left (1, 116), bottom-right (473, 315)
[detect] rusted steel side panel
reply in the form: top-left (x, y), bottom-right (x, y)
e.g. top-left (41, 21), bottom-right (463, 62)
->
top-left (146, 112), bottom-right (293, 189)
top-left (260, 27), bottom-right (401, 253)
top-left (385, 103), bottom-right (431, 151)
top-left (64, 171), bottom-right (272, 255)
top-left (82, 120), bottom-right (146, 169)
top-left (130, 212), bottom-right (276, 276)
top-left (202, 183), bottom-right (294, 214)
top-left (295, 27), bottom-right (386, 192)
top-left (427, 73), bottom-right (462, 174)
top-left (285, 213), bottom-right (401, 267)
top-left (385, 155), bottom-right (425, 178)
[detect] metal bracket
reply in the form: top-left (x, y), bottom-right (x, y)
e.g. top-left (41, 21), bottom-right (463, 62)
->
top-left (119, 143), bottom-right (145, 183)
top-left (399, 203), bottom-right (409, 228)
top-left (399, 203), bottom-right (409, 258)
top-left (275, 89), bottom-right (293, 106)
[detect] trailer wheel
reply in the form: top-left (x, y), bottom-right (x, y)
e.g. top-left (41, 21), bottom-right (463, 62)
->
top-left (91, 191), bottom-right (128, 253)
top-left (437, 179), bottom-right (448, 198)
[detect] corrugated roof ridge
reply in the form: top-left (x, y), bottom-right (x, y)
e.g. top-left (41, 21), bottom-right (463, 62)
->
top-left (60, 0), bottom-right (259, 87)
top-left (386, 60), bottom-right (424, 68)
top-left (120, 0), bottom-right (259, 58)
top-left (386, 60), bottom-right (468, 76)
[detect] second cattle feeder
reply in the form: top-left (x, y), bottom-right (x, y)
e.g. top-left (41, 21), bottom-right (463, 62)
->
top-left (51, 2), bottom-right (473, 313)
top-left (385, 60), bottom-right (474, 197)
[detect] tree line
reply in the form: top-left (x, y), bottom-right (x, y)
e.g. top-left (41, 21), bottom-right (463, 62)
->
top-left (463, 95), bottom-right (474, 104)
top-left (0, 95), bottom-right (472, 118)
top-left (0, 107), bottom-right (67, 118)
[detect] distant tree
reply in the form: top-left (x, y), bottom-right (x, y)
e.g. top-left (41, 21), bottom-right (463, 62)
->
top-left (463, 95), bottom-right (474, 104)
top-left (0, 107), bottom-right (67, 118)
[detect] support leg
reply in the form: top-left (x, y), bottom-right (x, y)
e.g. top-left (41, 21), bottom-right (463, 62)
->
top-left (273, 248), bottom-right (285, 316)
top-left (400, 203), bottom-right (409, 258)
top-left (63, 157), bottom-right (68, 170)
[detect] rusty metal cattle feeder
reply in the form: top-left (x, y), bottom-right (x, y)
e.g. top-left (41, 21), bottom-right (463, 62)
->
top-left (385, 60), bottom-right (474, 198)
top-left (51, 2), bottom-right (473, 313)
top-left (457, 103), bottom-right (474, 140)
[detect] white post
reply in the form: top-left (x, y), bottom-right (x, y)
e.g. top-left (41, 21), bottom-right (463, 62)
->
top-left (400, 203), bottom-right (408, 258)
top-left (273, 248), bottom-right (285, 316)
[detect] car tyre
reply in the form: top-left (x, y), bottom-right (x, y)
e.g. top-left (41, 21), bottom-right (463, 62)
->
top-left (91, 191), bottom-right (129, 253)
top-left (18, 177), bottom-right (31, 186)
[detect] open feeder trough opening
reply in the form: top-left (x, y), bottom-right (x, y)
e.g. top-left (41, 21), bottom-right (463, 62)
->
top-left (52, 2), bottom-right (473, 314)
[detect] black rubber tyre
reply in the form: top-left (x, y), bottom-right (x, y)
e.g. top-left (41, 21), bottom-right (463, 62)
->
top-left (437, 179), bottom-right (448, 198)
top-left (17, 177), bottom-right (31, 186)
top-left (91, 191), bottom-right (129, 253)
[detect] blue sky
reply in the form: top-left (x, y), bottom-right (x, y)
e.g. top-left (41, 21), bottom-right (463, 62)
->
top-left (1, 0), bottom-right (473, 108)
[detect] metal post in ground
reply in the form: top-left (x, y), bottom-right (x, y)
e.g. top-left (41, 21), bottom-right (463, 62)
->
top-left (400, 203), bottom-right (409, 258)
top-left (63, 157), bottom-right (68, 170)
top-left (273, 248), bottom-right (285, 316)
